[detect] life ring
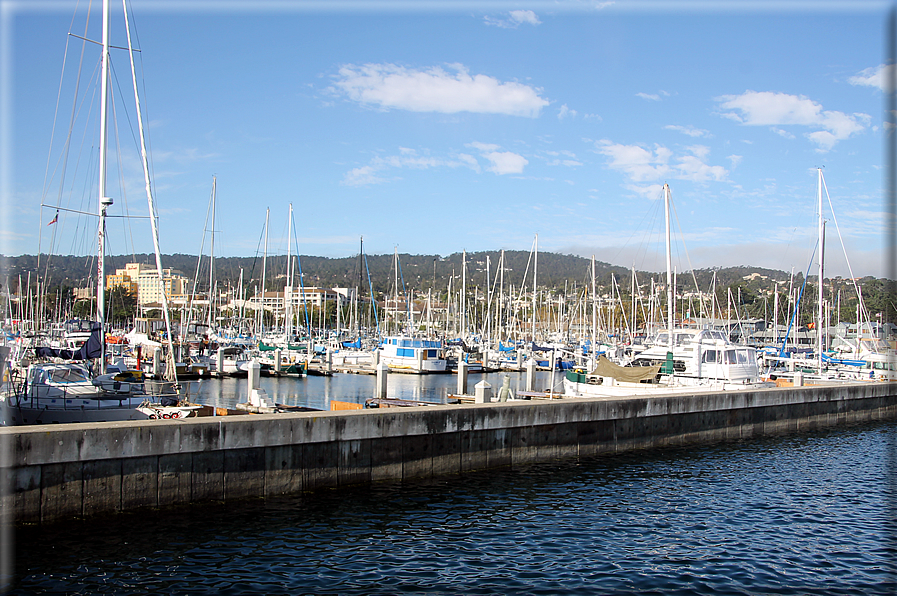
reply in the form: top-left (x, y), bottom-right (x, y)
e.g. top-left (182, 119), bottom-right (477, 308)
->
top-left (148, 414), bottom-right (157, 419)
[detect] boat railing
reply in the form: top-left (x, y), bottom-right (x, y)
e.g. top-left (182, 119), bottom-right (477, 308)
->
top-left (13, 383), bottom-right (140, 410)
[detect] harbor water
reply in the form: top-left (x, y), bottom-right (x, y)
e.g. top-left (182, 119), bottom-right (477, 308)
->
top-left (5, 374), bottom-right (897, 595)
top-left (193, 369), bottom-right (565, 410)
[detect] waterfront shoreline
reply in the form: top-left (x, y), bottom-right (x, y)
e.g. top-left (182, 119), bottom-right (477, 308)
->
top-left (3, 382), bottom-right (895, 526)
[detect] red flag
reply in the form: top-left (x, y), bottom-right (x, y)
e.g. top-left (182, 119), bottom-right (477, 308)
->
top-left (47, 212), bottom-right (58, 226)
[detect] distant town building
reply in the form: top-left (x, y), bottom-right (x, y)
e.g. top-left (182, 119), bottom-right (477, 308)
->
top-left (105, 262), bottom-right (190, 306)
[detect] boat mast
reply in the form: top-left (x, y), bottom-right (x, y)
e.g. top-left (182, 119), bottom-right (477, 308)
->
top-left (499, 250), bottom-right (505, 342)
top-left (461, 250), bottom-right (467, 338)
top-left (286, 203), bottom-right (293, 342)
top-left (260, 208), bottom-right (269, 337)
top-left (532, 234), bottom-right (538, 342)
top-left (817, 168), bottom-right (825, 373)
top-left (96, 0), bottom-right (111, 374)
top-left (207, 176), bottom-right (216, 329)
top-left (664, 183), bottom-right (673, 352)
top-left (591, 256), bottom-right (597, 365)
top-left (123, 0), bottom-right (178, 382)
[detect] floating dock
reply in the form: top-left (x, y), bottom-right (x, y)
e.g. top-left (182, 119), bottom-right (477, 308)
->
top-left (2, 382), bottom-right (895, 525)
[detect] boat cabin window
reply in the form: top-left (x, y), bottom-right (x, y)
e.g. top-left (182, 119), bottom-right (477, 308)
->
top-left (49, 367), bottom-right (90, 383)
top-left (724, 350), bottom-right (737, 364)
top-left (736, 350), bottom-right (750, 364)
top-left (702, 349), bottom-right (719, 363)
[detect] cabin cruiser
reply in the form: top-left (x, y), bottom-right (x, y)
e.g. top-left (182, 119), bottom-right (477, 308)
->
top-left (378, 335), bottom-right (447, 373)
top-left (564, 329), bottom-right (770, 398)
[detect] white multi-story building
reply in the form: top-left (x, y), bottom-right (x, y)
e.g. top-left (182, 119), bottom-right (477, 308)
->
top-left (232, 286), bottom-right (354, 318)
top-left (135, 266), bottom-right (190, 306)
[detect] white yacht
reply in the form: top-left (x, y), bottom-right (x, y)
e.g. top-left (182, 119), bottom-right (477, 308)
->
top-left (563, 328), bottom-right (767, 398)
top-left (378, 336), bottom-right (447, 373)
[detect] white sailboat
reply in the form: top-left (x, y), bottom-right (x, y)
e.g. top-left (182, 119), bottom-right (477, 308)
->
top-left (766, 169), bottom-right (896, 383)
top-left (2, 0), bottom-right (199, 424)
top-left (564, 183), bottom-right (769, 398)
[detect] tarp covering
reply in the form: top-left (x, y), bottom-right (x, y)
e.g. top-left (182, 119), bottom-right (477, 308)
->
top-left (35, 323), bottom-right (103, 360)
top-left (591, 355), bottom-right (661, 383)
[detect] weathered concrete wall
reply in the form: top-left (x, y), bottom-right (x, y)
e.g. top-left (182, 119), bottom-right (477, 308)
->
top-left (2, 382), bottom-right (895, 524)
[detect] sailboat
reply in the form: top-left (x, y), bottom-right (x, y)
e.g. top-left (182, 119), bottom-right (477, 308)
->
top-left (564, 183), bottom-right (769, 398)
top-left (1, 0), bottom-right (199, 424)
top-left (763, 169), bottom-right (896, 383)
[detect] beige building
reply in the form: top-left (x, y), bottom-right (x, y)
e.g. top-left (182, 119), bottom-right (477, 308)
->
top-left (104, 262), bottom-right (189, 306)
top-left (105, 262), bottom-right (148, 296)
top-left (137, 268), bottom-right (189, 306)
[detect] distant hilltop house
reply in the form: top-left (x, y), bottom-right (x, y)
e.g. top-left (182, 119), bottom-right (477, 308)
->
top-left (742, 273), bottom-right (768, 281)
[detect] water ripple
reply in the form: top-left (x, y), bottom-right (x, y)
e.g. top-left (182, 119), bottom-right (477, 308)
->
top-left (8, 420), bottom-right (897, 595)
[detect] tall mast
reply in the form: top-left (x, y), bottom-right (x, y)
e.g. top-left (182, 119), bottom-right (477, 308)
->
top-left (499, 250), bottom-right (505, 342)
top-left (207, 176), bottom-right (216, 329)
top-left (663, 183), bottom-right (674, 352)
top-left (591, 255), bottom-right (597, 363)
top-left (817, 168), bottom-right (825, 372)
top-left (532, 234), bottom-right (538, 342)
top-left (96, 0), bottom-right (112, 374)
top-left (124, 0), bottom-right (177, 381)
top-left (286, 203), bottom-right (293, 341)
top-left (485, 255), bottom-right (491, 346)
top-left (394, 247), bottom-right (400, 334)
top-left (260, 208), bottom-right (269, 336)
top-left (461, 250), bottom-right (467, 337)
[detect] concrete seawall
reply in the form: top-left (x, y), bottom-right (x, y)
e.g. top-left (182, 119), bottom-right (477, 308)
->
top-left (3, 382), bottom-right (896, 525)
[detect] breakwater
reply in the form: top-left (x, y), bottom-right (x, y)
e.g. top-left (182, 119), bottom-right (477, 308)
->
top-left (3, 382), bottom-right (896, 525)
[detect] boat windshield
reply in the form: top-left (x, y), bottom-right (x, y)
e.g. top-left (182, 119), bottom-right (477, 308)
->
top-left (47, 367), bottom-right (91, 384)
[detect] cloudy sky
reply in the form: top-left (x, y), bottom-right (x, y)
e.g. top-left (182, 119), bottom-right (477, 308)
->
top-left (2, 0), bottom-right (893, 278)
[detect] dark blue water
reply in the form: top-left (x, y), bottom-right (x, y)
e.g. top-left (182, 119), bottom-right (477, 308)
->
top-left (6, 420), bottom-right (896, 595)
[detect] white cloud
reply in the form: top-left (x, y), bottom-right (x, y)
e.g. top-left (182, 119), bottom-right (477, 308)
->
top-left (727, 155), bottom-right (742, 168)
top-left (676, 146), bottom-right (727, 182)
top-left (716, 90), bottom-right (866, 150)
top-left (484, 10), bottom-right (541, 28)
top-left (457, 153), bottom-right (481, 172)
top-left (331, 63), bottom-right (549, 117)
top-left (484, 151), bottom-right (529, 174)
top-left (343, 165), bottom-right (386, 187)
top-left (469, 141), bottom-right (501, 152)
top-left (468, 142), bottom-right (528, 174)
top-left (637, 90), bottom-right (670, 102)
top-left (595, 140), bottom-right (671, 182)
top-left (665, 124), bottom-right (709, 138)
top-left (341, 148), bottom-right (479, 186)
top-left (771, 127), bottom-right (795, 139)
top-left (509, 10), bottom-right (541, 25)
top-left (343, 143), bottom-right (529, 185)
top-left (558, 104), bottom-right (577, 120)
top-left (849, 63), bottom-right (896, 93)
top-left (595, 140), bottom-right (728, 184)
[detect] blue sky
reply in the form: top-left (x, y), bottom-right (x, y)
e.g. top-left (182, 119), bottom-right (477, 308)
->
top-left (2, 1), bottom-right (893, 279)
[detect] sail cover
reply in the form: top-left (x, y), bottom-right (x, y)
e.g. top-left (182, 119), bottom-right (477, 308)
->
top-left (35, 323), bottom-right (104, 360)
top-left (590, 355), bottom-right (661, 383)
